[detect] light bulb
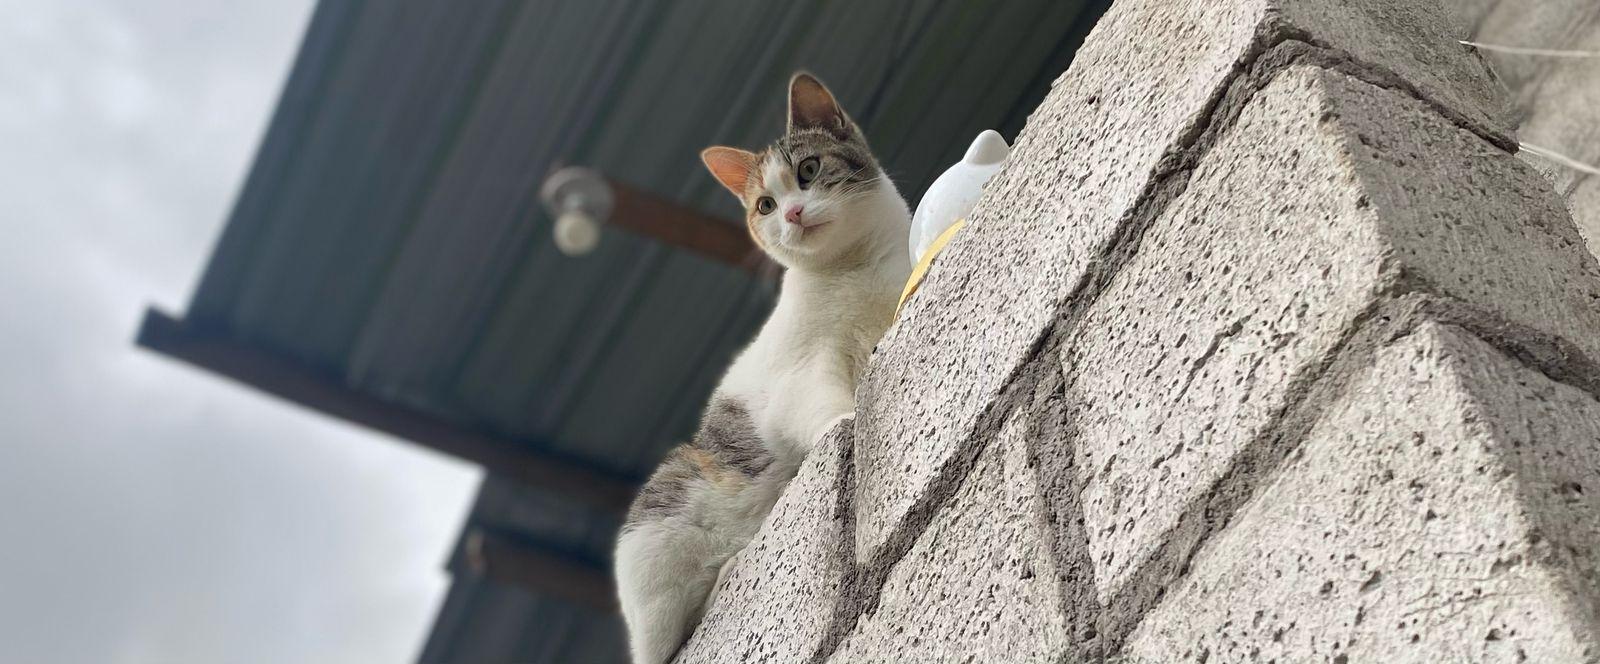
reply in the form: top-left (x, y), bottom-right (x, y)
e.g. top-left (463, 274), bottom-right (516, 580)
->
top-left (554, 210), bottom-right (601, 256)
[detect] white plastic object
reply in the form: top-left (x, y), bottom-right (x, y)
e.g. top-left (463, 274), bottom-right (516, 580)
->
top-left (553, 209), bottom-right (601, 256)
top-left (908, 130), bottom-right (1011, 264)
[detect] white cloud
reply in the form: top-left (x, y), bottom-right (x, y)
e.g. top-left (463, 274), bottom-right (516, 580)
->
top-left (0, 1), bottom-right (482, 662)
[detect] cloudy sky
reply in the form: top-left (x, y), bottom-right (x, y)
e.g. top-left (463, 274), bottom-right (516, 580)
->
top-left (0, 1), bottom-right (481, 662)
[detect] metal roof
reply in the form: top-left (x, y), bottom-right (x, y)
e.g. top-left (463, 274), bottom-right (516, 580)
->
top-left (141, 0), bottom-right (1108, 661)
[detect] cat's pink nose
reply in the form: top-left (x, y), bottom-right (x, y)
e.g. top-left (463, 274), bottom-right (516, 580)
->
top-left (784, 205), bottom-right (804, 225)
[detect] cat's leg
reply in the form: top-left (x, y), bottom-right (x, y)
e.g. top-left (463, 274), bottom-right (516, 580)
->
top-left (615, 520), bottom-right (723, 664)
top-left (809, 349), bottom-right (865, 448)
top-left (815, 412), bottom-right (852, 443)
top-left (803, 382), bottom-right (855, 453)
top-left (702, 554), bottom-right (740, 614)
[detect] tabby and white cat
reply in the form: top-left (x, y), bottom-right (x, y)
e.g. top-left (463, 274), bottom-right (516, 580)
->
top-left (614, 73), bottom-right (911, 664)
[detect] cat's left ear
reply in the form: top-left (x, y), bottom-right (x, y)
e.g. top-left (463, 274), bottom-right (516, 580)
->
top-left (701, 146), bottom-right (760, 197)
top-left (788, 72), bottom-right (851, 137)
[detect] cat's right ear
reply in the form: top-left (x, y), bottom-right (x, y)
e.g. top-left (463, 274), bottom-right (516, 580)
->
top-left (701, 147), bottom-right (759, 198)
top-left (788, 72), bottom-right (849, 136)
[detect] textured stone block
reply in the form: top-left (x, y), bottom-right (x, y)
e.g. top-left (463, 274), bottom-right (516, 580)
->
top-left (674, 3), bottom-right (1600, 662)
top-left (851, 0), bottom-right (1273, 566)
top-left (1575, 179), bottom-right (1600, 256)
top-left (674, 421), bottom-right (853, 664)
top-left (830, 400), bottom-right (1071, 663)
top-left (1494, 12), bottom-right (1600, 253)
top-left (1277, 0), bottom-right (1514, 137)
top-left (1471, 0), bottom-right (1599, 96)
top-left (1517, 26), bottom-right (1600, 193)
top-left (851, 0), bottom-right (1519, 564)
top-left (1049, 65), bottom-right (1600, 605)
top-left (1120, 323), bottom-right (1600, 662)
top-left (1332, 84), bottom-right (1600, 363)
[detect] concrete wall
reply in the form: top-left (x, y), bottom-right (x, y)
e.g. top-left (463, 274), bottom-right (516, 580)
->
top-left (1466, 0), bottom-right (1600, 255)
top-left (675, 1), bottom-right (1600, 661)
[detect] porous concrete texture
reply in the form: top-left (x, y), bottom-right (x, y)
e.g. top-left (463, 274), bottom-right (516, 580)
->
top-left (1059, 64), bottom-right (1600, 608)
top-left (1274, 0), bottom-right (1516, 137)
top-left (1462, 1), bottom-right (1600, 253)
top-left (1121, 323), bottom-right (1600, 663)
top-left (671, 0), bottom-right (1600, 662)
top-left (853, 0), bottom-right (1274, 567)
top-left (850, 0), bottom-right (1520, 567)
top-left (831, 381), bottom-right (1071, 663)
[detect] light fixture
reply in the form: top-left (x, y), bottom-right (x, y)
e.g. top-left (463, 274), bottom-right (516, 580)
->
top-left (539, 166), bottom-right (614, 256)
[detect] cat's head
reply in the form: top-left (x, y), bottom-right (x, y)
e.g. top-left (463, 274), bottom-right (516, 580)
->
top-left (701, 73), bottom-right (908, 273)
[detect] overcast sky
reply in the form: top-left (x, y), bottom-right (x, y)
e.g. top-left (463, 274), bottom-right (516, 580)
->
top-left (0, 1), bottom-right (482, 662)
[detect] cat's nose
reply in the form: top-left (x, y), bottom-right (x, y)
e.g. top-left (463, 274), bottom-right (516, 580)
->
top-left (784, 205), bottom-right (804, 225)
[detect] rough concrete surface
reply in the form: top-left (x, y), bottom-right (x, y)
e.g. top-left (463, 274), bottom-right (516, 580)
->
top-left (1507, 21), bottom-right (1600, 253)
top-left (1277, 0), bottom-right (1516, 138)
top-left (853, 0), bottom-right (1274, 566)
top-left (1057, 64), bottom-right (1396, 604)
top-left (850, 0), bottom-right (1519, 567)
top-left (1576, 179), bottom-right (1600, 256)
top-left (675, 421), bottom-right (853, 664)
top-left (1468, 0), bottom-right (1600, 254)
top-left (1467, 0), bottom-right (1600, 102)
top-left (1328, 67), bottom-right (1600, 362)
top-left (1053, 63), bottom-right (1600, 608)
top-left (830, 398), bottom-right (1071, 663)
top-left (1121, 323), bottom-right (1600, 663)
top-left (1515, 21), bottom-right (1600, 196)
top-left (674, 0), bottom-right (1600, 661)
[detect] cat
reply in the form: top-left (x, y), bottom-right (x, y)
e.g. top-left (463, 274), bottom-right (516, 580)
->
top-left (613, 72), bottom-right (912, 664)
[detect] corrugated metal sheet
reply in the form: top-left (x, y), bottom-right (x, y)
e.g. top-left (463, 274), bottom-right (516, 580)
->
top-left (175, 0), bottom-right (1108, 661)
top-left (422, 564), bottom-right (629, 663)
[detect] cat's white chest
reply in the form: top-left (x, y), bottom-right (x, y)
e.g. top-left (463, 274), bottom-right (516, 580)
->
top-left (724, 344), bottom-right (854, 467)
top-left (718, 258), bottom-right (903, 467)
top-left (766, 355), bottom-right (854, 456)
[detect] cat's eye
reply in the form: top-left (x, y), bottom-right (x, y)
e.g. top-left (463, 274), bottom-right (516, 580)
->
top-left (796, 157), bottom-right (820, 188)
top-left (755, 196), bottom-right (776, 215)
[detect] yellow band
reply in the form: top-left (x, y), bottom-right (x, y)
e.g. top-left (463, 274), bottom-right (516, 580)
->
top-left (896, 218), bottom-right (967, 316)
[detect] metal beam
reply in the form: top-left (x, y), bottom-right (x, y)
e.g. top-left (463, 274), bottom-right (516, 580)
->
top-left (603, 177), bottom-right (769, 274)
top-left (464, 528), bottom-right (617, 611)
top-left (542, 166), bottom-right (775, 276)
top-left (135, 308), bottom-right (639, 514)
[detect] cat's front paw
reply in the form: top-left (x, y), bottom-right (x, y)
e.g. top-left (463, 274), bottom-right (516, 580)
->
top-left (812, 412), bottom-right (854, 449)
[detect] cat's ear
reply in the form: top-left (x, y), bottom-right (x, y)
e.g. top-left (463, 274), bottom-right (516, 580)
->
top-left (788, 72), bottom-right (849, 136)
top-left (701, 146), bottom-right (759, 197)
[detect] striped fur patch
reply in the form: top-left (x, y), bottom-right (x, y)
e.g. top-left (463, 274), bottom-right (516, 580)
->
top-left (623, 397), bottom-right (771, 530)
